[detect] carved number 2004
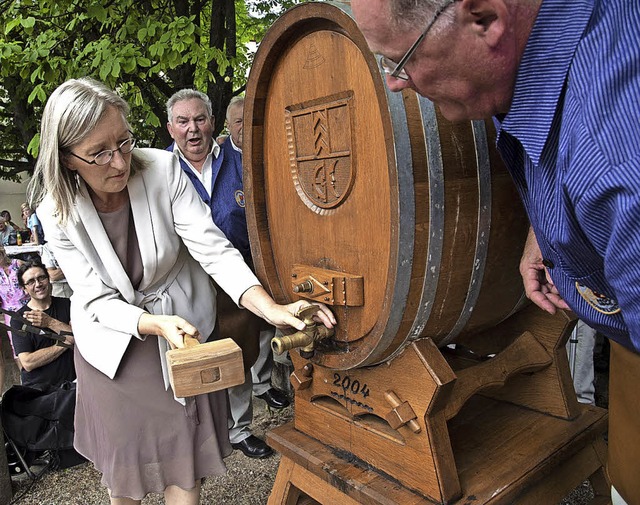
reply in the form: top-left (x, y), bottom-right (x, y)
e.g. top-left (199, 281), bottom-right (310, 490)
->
top-left (333, 373), bottom-right (370, 398)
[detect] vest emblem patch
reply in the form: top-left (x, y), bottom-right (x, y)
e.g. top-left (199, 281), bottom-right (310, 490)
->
top-left (235, 190), bottom-right (245, 208)
top-left (575, 282), bottom-right (621, 315)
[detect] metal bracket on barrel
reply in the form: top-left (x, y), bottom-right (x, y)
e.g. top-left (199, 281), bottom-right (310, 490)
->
top-left (290, 264), bottom-right (364, 307)
top-left (291, 363), bottom-right (314, 391)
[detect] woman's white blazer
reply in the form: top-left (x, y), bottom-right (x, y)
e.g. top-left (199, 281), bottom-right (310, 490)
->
top-left (38, 148), bottom-right (259, 380)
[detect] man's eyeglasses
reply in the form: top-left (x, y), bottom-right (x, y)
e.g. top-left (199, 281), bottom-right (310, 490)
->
top-left (24, 274), bottom-right (49, 288)
top-left (68, 136), bottom-right (136, 166)
top-left (380, 0), bottom-right (456, 81)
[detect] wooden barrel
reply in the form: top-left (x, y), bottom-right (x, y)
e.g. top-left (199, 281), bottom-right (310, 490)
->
top-left (244, 1), bottom-right (530, 370)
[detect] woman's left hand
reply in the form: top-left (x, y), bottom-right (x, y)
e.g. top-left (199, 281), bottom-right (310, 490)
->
top-left (239, 285), bottom-right (336, 332)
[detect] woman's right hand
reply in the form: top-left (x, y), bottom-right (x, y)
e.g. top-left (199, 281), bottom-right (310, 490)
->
top-left (138, 313), bottom-right (201, 349)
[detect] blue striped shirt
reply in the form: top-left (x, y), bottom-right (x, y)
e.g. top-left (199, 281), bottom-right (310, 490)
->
top-left (495, 0), bottom-right (640, 352)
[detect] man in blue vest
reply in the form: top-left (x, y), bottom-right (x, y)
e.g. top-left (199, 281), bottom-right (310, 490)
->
top-left (166, 90), bottom-right (288, 459)
top-left (220, 97), bottom-right (290, 412)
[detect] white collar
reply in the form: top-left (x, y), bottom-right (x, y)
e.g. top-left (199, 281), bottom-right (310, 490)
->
top-left (229, 137), bottom-right (242, 154)
top-left (172, 139), bottom-right (220, 164)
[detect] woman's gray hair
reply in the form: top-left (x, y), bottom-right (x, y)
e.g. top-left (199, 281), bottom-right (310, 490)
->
top-left (166, 89), bottom-right (212, 123)
top-left (27, 77), bottom-right (146, 224)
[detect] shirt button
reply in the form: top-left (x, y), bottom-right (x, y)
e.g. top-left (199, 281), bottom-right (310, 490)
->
top-left (542, 258), bottom-right (554, 269)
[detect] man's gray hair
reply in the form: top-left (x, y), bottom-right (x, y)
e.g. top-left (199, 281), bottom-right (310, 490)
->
top-left (390, 0), bottom-right (455, 30)
top-left (226, 96), bottom-right (244, 121)
top-left (166, 89), bottom-right (213, 122)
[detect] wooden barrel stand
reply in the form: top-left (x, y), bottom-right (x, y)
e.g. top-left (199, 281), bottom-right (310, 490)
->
top-left (267, 306), bottom-right (610, 505)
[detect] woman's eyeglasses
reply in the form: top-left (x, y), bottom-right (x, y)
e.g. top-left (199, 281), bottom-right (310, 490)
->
top-left (68, 136), bottom-right (136, 166)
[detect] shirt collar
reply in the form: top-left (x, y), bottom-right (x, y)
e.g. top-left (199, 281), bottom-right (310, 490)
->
top-left (172, 139), bottom-right (220, 164)
top-left (498, 0), bottom-right (594, 166)
top-left (229, 137), bottom-right (242, 153)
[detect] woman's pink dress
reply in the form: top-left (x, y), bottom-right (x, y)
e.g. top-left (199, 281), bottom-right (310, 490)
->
top-left (0, 260), bottom-right (30, 356)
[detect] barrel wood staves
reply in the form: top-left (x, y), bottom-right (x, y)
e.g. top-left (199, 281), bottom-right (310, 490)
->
top-left (244, 1), bottom-right (530, 371)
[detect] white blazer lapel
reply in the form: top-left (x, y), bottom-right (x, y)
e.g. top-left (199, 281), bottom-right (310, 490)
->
top-left (128, 173), bottom-right (157, 289)
top-left (75, 181), bottom-right (136, 303)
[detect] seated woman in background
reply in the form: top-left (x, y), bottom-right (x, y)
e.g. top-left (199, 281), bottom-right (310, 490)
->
top-left (0, 217), bottom-right (14, 246)
top-left (28, 77), bottom-right (335, 505)
top-left (1, 210), bottom-right (21, 231)
top-left (21, 203), bottom-right (44, 245)
top-left (0, 246), bottom-right (30, 393)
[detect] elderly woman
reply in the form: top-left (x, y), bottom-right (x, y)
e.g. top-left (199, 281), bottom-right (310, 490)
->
top-left (27, 78), bottom-right (335, 505)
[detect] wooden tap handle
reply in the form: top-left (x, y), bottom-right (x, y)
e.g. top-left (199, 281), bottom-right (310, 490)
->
top-left (385, 390), bottom-right (421, 433)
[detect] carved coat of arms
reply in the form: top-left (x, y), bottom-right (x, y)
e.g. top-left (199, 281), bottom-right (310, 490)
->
top-left (286, 94), bottom-right (355, 214)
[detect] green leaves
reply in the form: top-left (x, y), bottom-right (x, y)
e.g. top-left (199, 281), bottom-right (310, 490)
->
top-left (21, 17), bottom-right (36, 30)
top-left (86, 4), bottom-right (107, 23)
top-left (0, 0), bottom-right (301, 179)
top-left (27, 84), bottom-right (46, 104)
top-left (27, 133), bottom-right (41, 158)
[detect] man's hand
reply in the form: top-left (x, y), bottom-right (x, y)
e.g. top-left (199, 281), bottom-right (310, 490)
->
top-left (23, 309), bottom-right (54, 329)
top-left (23, 309), bottom-right (72, 336)
top-left (519, 226), bottom-right (570, 314)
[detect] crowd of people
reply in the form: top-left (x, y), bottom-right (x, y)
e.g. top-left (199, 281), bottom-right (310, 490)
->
top-left (0, 207), bottom-right (42, 247)
top-left (0, 205), bottom-right (67, 392)
top-left (2, 2), bottom-right (636, 501)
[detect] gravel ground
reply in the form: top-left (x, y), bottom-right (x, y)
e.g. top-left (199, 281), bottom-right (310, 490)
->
top-left (8, 398), bottom-right (292, 505)
top-left (4, 341), bottom-right (610, 505)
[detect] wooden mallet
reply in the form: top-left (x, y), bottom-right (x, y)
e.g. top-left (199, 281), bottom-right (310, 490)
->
top-left (166, 335), bottom-right (245, 398)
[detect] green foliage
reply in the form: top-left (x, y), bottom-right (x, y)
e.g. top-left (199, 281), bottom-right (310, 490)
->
top-left (0, 0), bottom-right (301, 179)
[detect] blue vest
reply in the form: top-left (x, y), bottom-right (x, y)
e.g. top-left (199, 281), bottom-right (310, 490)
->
top-left (167, 141), bottom-right (252, 267)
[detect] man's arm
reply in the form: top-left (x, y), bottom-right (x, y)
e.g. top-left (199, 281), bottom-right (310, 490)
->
top-left (16, 308), bottom-right (74, 372)
top-left (22, 309), bottom-right (72, 335)
top-left (46, 267), bottom-right (66, 282)
top-left (18, 339), bottom-right (72, 372)
top-left (41, 245), bottom-right (67, 282)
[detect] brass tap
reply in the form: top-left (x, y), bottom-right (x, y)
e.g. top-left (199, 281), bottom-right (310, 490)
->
top-left (271, 305), bottom-right (335, 358)
top-left (293, 280), bottom-right (314, 293)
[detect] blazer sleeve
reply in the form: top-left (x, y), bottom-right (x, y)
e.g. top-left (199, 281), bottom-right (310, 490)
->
top-left (153, 149), bottom-right (260, 305)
